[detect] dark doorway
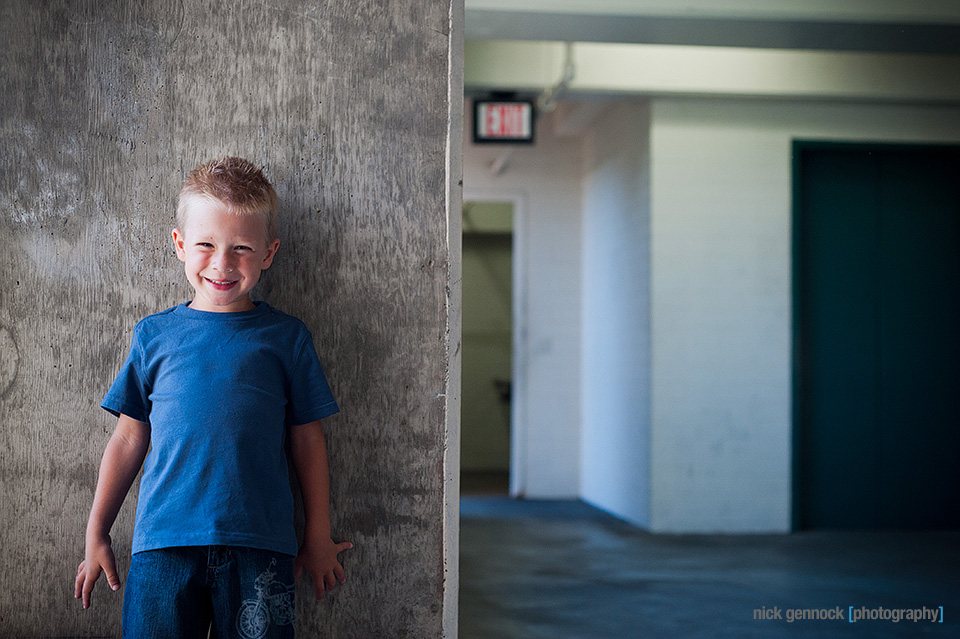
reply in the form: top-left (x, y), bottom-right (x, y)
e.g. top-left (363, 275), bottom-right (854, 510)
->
top-left (460, 201), bottom-right (513, 496)
top-left (795, 142), bottom-right (960, 529)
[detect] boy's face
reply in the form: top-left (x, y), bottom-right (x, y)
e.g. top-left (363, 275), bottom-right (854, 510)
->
top-left (172, 198), bottom-right (280, 313)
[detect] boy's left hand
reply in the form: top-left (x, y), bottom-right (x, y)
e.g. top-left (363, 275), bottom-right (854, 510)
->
top-left (294, 537), bottom-right (353, 600)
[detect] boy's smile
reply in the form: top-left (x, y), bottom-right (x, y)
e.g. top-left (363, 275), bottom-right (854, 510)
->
top-left (172, 198), bottom-right (280, 313)
top-left (207, 278), bottom-right (238, 290)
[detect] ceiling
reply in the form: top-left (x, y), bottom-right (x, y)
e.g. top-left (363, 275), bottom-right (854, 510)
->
top-left (465, 0), bottom-right (960, 54)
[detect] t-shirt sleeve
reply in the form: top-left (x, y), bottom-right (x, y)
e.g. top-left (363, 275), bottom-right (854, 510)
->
top-left (101, 327), bottom-right (151, 423)
top-left (286, 330), bottom-right (339, 426)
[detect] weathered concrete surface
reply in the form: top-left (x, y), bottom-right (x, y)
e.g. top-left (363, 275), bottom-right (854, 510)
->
top-left (0, 1), bottom-right (461, 636)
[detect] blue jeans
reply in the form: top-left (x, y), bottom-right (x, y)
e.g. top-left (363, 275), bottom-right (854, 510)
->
top-left (123, 546), bottom-right (296, 639)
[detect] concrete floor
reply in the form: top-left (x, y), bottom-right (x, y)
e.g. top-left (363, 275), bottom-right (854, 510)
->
top-left (459, 498), bottom-right (959, 639)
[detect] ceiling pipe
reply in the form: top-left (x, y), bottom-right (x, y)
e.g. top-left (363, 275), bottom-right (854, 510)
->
top-left (537, 42), bottom-right (575, 113)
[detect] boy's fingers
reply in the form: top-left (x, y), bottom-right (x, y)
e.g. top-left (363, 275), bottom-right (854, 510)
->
top-left (337, 541), bottom-right (354, 553)
top-left (103, 553), bottom-right (121, 591)
top-left (334, 564), bottom-right (345, 584)
top-left (74, 566), bottom-right (84, 599)
top-left (81, 567), bottom-right (100, 609)
top-left (104, 565), bottom-right (121, 591)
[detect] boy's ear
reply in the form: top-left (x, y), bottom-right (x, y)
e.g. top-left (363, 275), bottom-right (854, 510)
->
top-left (261, 238), bottom-right (280, 269)
top-left (172, 229), bottom-right (187, 262)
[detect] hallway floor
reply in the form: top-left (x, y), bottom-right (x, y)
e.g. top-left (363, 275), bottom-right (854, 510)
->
top-left (459, 498), bottom-right (958, 639)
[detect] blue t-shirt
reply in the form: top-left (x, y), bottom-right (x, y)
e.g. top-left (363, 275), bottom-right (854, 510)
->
top-left (101, 301), bottom-right (339, 556)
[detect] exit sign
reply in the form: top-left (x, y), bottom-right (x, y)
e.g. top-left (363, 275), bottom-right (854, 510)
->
top-left (474, 100), bottom-right (535, 144)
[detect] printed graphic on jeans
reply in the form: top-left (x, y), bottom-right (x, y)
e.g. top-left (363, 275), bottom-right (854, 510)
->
top-left (236, 558), bottom-right (295, 639)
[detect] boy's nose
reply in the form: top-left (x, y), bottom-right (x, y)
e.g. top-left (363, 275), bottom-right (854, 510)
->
top-left (212, 252), bottom-right (235, 272)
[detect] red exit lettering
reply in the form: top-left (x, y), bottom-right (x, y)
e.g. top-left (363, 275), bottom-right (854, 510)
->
top-left (479, 103), bottom-right (530, 140)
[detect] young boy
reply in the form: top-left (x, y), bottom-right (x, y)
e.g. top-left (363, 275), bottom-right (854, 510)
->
top-left (75, 157), bottom-right (352, 638)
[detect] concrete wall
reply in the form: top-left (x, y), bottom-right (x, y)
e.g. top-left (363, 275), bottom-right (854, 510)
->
top-left (463, 100), bottom-right (582, 498)
top-left (0, 1), bottom-right (460, 636)
top-left (580, 101), bottom-right (651, 527)
top-left (649, 97), bottom-right (960, 532)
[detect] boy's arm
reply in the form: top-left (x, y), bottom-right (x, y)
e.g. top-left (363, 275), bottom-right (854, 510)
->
top-left (75, 413), bottom-right (150, 609)
top-left (289, 419), bottom-right (353, 600)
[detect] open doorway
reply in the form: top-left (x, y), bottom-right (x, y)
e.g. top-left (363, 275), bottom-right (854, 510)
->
top-left (460, 201), bottom-right (513, 495)
top-left (794, 142), bottom-right (960, 529)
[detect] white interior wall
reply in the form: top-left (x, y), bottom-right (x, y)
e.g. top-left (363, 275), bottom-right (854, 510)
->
top-left (649, 97), bottom-right (960, 532)
top-left (580, 101), bottom-right (652, 527)
top-left (463, 100), bottom-right (583, 498)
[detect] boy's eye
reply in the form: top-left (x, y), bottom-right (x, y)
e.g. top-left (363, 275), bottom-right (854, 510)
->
top-left (235, 246), bottom-right (252, 252)
top-left (197, 242), bottom-right (213, 248)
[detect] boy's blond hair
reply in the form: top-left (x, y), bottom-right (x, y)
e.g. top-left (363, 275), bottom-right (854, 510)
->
top-left (177, 156), bottom-right (279, 241)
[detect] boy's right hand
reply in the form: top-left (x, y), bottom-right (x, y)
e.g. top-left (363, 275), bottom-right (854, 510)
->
top-left (74, 535), bottom-right (121, 609)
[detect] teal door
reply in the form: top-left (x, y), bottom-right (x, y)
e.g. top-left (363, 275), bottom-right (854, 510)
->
top-left (795, 143), bottom-right (960, 530)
